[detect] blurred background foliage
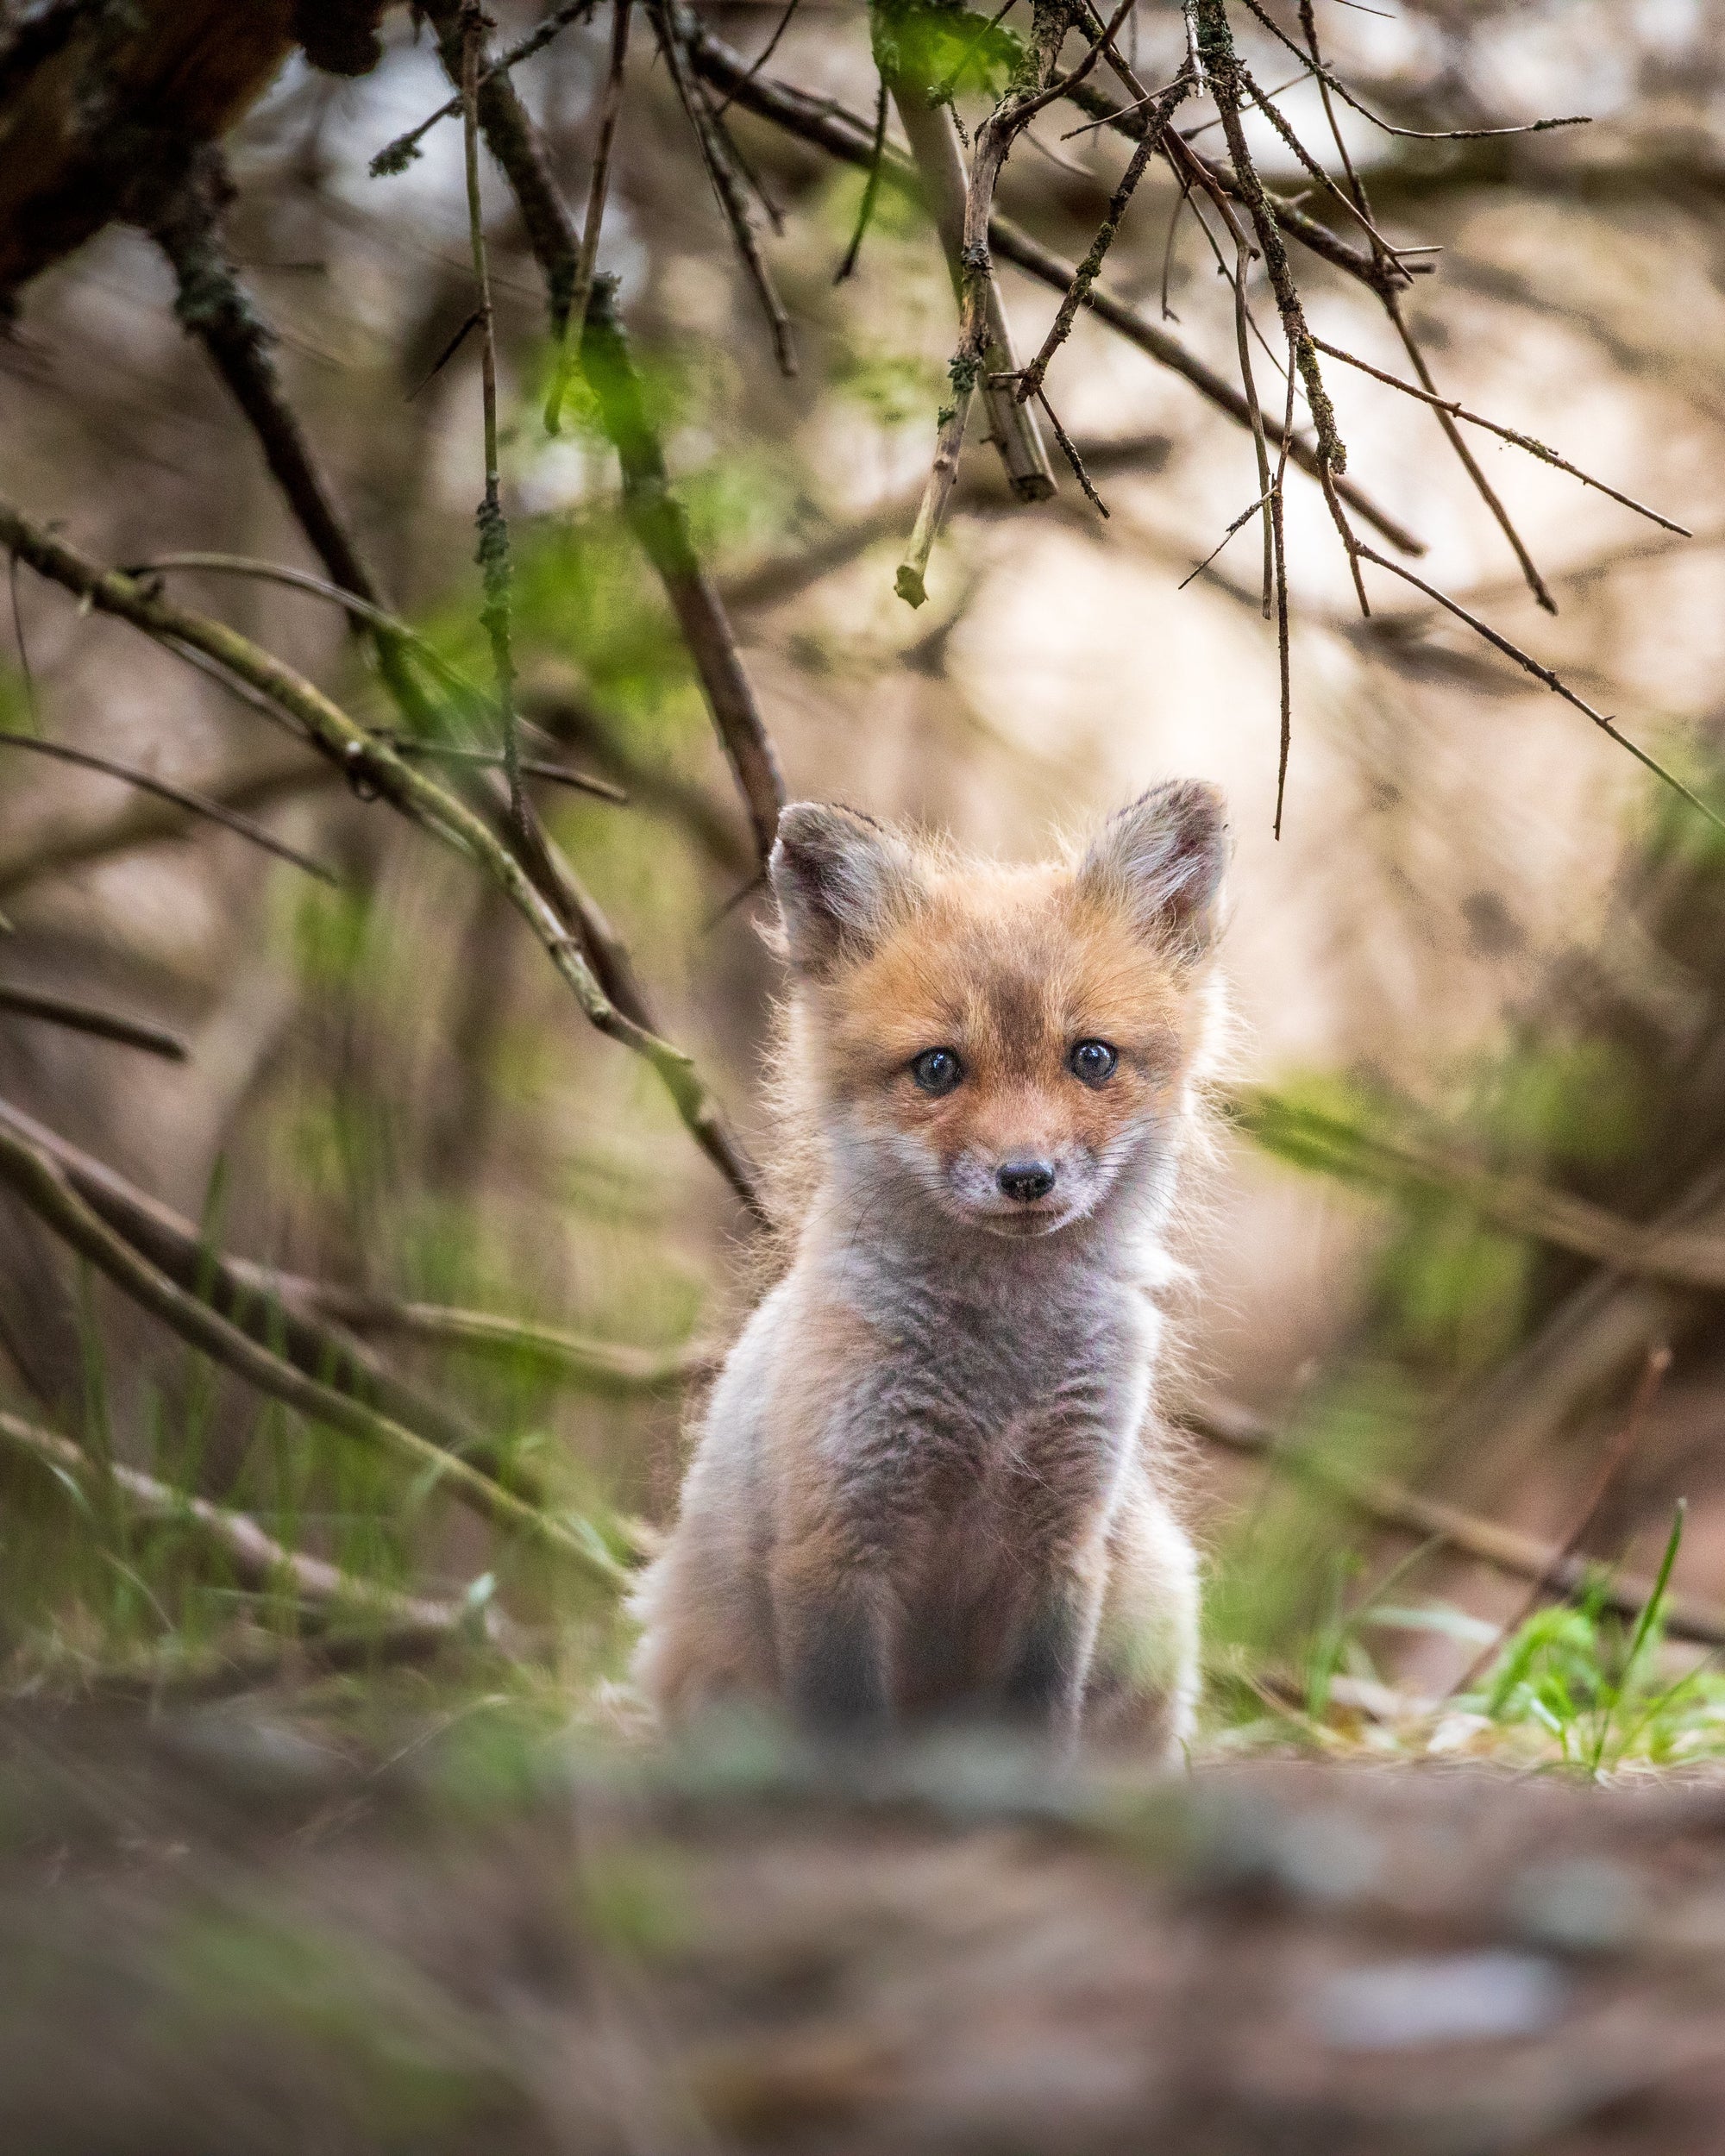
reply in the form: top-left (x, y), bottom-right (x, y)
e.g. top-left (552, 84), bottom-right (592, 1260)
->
top-left (2, 0), bottom-right (1725, 1763)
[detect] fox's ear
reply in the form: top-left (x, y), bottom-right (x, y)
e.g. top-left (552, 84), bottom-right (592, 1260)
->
top-left (770, 802), bottom-right (924, 978)
top-left (1078, 780), bottom-right (1228, 963)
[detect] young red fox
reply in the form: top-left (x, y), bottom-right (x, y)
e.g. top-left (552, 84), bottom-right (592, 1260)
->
top-left (631, 780), bottom-right (1228, 1757)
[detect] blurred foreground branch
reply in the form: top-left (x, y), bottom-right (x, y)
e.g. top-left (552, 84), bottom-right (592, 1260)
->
top-left (0, 1110), bottom-right (624, 1585)
top-left (1243, 1090), bottom-right (1725, 1294)
top-left (1191, 1395), bottom-right (1725, 1650)
top-left (0, 1097), bottom-right (515, 1479)
top-left (0, 1405), bottom-right (508, 1651)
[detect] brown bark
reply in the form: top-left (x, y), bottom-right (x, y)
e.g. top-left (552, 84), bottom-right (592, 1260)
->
top-left (0, 0), bottom-right (298, 301)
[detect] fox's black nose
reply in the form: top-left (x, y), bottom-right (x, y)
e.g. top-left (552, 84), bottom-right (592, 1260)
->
top-left (997, 1159), bottom-right (1056, 1204)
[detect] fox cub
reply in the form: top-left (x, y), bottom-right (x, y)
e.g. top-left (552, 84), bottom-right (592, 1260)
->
top-left (631, 780), bottom-right (1229, 1757)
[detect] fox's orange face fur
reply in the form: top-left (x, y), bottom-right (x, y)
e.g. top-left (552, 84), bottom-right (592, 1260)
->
top-left (772, 782), bottom-right (1227, 1240)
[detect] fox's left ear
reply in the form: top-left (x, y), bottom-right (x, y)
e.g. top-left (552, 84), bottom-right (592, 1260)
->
top-left (1077, 780), bottom-right (1228, 964)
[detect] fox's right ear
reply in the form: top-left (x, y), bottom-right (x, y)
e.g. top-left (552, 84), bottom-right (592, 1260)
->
top-left (769, 802), bottom-right (923, 979)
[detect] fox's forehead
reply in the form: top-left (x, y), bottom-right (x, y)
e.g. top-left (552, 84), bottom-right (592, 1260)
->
top-left (821, 862), bottom-right (1188, 1070)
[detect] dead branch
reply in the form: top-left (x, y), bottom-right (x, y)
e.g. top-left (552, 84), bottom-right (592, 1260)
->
top-left (885, 66), bottom-right (1056, 505)
top-left (1063, 76), bottom-right (1408, 303)
top-left (1070, 18), bottom-right (1540, 673)
top-left (1308, 334), bottom-right (1691, 536)
top-left (0, 729), bottom-right (336, 883)
top-left (0, 498), bottom-right (762, 1213)
top-left (545, 0), bottom-right (630, 433)
top-left (647, 0), bottom-right (797, 378)
top-left (417, 0), bottom-right (785, 868)
top-left (369, 0), bottom-right (595, 177)
top-left (0, 756), bottom-right (334, 903)
top-left (1190, 1393), bottom-right (1725, 1651)
top-left (1383, 298), bottom-right (1557, 614)
top-left (0, 1404), bottom-right (505, 1647)
top-left (897, 2), bottom-right (1126, 605)
top-left (681, 18), bottom-right (1424, 555)
top-left (1241, 1088), bottom-right (1725, 1293)
top-left (0, 1112), bottom-right (625, 1585)
top-left (383, 736), bottom-right (625, 802)
top-left (1232, 0), bottom-right (1590, 144)
top-left (1016, 70), bottom-right (1192, 404)
top-left (0, 983), bottom-right (188, 1062)
top-left (0, 1094), bottom-right (522, 1493)
top-left (1192, 3), bottom-right (1347, 514)
top-left (303, 1297), bottom-right (720, 1395)
top-left (1350, 542), bottom-right (1725, 831)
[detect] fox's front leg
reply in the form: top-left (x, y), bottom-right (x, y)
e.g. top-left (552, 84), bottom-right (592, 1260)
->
top-left (770, 1533), bottom-right (895, 1737)
top-left (1002, 1545), bottom-right (1109, 1742)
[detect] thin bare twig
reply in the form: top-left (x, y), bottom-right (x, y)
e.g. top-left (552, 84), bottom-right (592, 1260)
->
top-left (1309, 333), bottom-right (1691, 537)
top-left (1283, 1), bottom-right (1554, 613)
top-left (1270, 349), bottom-right (1295, 836)
top-left (1233, 235), bottom-right (1275, 619)
top-left (1233, 59), bottom-right (1409, 267)
top-left (1179, 489), bottom-right (1271, 589)
top-left (546, 0), bottom-right (631, 434)
top-left (122, 554), bottom-right (511, 727)
top-left (1194, 2), bottom-right (1352, 564)
top-left (0, 730), bottom-right (336, 882)
top-left (1391, 298), bottom-right (1557, 612)
top-left (460, 1), bottom-right (524, 830)
top-left (0, 982), bottom-right (188, 1062)
top-left (369, 0), bottom-right (596, 175)
top-left (1032, 385), bottom-right (1110, 516)
top-left (1017, 69), bottom-right (1192, 403)
top-left (681, 17), bottom-right (1425, 554)
top-left (1233, 0), bottom-right (1590, 141)
top-left (381, 736), bottom-right (625, 801)
top-left (0, 758), bottom-right (329, 903)
top-left (1352, 542), bottom-right (1725, 832)
top-left (647, 0), bottom-right (797, 376)
top-left (712, 0), bottom-right (803, 115)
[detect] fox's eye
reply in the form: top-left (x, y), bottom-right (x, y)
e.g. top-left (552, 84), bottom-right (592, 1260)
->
top-left (1070, 1039), bottom-right (1118, 1087)
top-left (910, 1047), bottom-right (963, 1095)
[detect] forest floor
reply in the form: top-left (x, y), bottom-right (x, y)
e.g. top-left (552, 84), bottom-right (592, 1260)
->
top-left (4, 1685), bottom-right (1724, 2155)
